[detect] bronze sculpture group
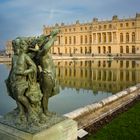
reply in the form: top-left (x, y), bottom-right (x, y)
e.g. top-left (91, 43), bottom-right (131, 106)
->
top-left (4, 28), bottom-right (60, 128)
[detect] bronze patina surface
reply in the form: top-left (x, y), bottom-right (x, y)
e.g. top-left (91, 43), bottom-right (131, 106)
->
top-left (0, 28), bottom-right (65, 133)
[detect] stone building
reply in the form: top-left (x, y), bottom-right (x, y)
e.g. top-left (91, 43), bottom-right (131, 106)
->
top-left (43, 13), bottom-right (140, 56)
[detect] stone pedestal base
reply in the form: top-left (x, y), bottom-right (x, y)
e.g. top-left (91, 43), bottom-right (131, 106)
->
top-left (0, 118), bottom-right (77, 140)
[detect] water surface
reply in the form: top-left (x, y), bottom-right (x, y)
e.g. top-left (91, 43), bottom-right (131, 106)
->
top-left (0, 59), bottom-right (140, 115)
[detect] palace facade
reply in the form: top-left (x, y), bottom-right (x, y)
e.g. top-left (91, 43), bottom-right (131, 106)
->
top-left (43, 13), bottom-right (140, 56)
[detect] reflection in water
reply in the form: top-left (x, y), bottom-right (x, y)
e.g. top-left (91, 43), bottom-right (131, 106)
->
top-left (0, 60), bottom-right (140, 115)
top-left (55, 60), bottom-right (140, 94)
top-left (0, 64), bottom-right (16, 115)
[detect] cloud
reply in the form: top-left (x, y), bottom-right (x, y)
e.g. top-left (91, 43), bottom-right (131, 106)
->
top-left (0, 0), bottom-right (140, 49)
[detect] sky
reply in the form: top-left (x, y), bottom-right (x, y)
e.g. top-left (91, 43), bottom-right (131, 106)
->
top-left (0, 0), bottom-right (140, 50)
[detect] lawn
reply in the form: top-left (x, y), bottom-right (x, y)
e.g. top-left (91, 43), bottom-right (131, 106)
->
top-left (86, 100), bottom-right (140, 140)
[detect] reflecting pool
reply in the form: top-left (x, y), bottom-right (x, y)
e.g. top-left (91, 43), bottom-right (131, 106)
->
top-left (0, 59), bottom-right (140, 115)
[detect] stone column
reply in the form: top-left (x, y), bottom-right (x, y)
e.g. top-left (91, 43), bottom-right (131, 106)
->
top-left (106, 32), bottom-right (109, 43)
top-left (112, 32), bottom-right (114, 43)
top-left (101, 33), bottom-right (103, 43)
top-left (95, 33), bottom-right (97, 44)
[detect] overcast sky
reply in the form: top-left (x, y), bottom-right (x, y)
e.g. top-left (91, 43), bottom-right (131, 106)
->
top-left (0, 0), bottom-right (140, 49)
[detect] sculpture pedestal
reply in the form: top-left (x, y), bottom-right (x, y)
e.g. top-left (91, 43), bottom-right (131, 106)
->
top-left (0, 118), bottom-right (77, 140)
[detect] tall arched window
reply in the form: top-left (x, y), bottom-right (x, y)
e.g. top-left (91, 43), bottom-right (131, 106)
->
top-left (126, 46), bottom-right (129, 53)
top-left (109, 24), bottom-right (112, 29)
top-left (98, 46), bottom-right (101, 54)
top-left (98, 33), bottom-right (101, 43)
top-left (89, 46), bottom-right (91, 54)
top-left (103, 33), bottom-right (106, 43)
top-left (80, 47), bottom-right (83, 53)
top-left (120, 46), bottom-right (123, 53)
top-left (126, 33), bottom-right (129, 43)
top-left (132, 32), bottom-right (135, 42)
top-left (69, 36), bottom-right (71, 44)
top-left (103, 46), bottom-right (106, 54)
top-left (132, 46), bottom-right (136, 54)
top-left (65, 37), bottom-right (67, 44)
top-left (99, 25), bottom-right (102, 30)
top-left (108, 46), bottom-right (111, 53)
top-left (108, 32), bottom-right (112, 42)
top-left (120, 33), bottom-right (123, 43)
top-left (85, 35), bottom-right (87, 44)
top-left (89, 35), bottom-right (92, 44)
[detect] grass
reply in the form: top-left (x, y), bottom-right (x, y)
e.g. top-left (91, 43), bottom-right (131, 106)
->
top-left (86, 100), bottom-right (140, 140)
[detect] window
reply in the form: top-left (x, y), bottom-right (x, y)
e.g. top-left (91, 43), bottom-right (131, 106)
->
top-left (103, 33), bottom-right (106, 43)
top-left (132, 32), bottom-right (135, 42)
top-left (109, 24), bottom-right (112, 29)
top-left (120, 33), bottom-right (123, 43)
top-left (126, 23), bottom-right (129, 27)
top-left (103, 46), bottom-right (106, 54)
top-left (126, 46), bottom-right (129, 53)
top-left (98, 33), bottom-right (101, 43)
top-left (98, 46), bottom-right (101, 54)
top-left (89, 46), bottom-right (91, 54)
top-left (80, 47), bottom-right (83, 53)
top-left (132, 46), bottom-right (136, 54)
top-left (98, 61), bottom-right (101, 67)
top-left (120, 46), bottom-right (123, 53)
top-left (120, 23), bottom-right (123, 27)
top-left (108, 46), bottom-right (111, 53)
top-left (132, 61), bottom-right (136, 68)
top-left (80, 27), bottom-right (83, 31)
top-left (108, 32), bottom-right (112, 42)
top-left (69, 36), bottom-right (71, 44)
top-left (89, 35), bottom-right (92, 44)
top-left (126, 33), bottom-right (129, 43)
top-left (85, 35), bottom-right (87, 44)
top-left (132, 22), bottom-right (135, 26)
top-left (104, 25), bottom-right (107, 29)
top-left (65, 37), bottom-right (67, 44)
top-left (99, 25), bottom-right (102, 30)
